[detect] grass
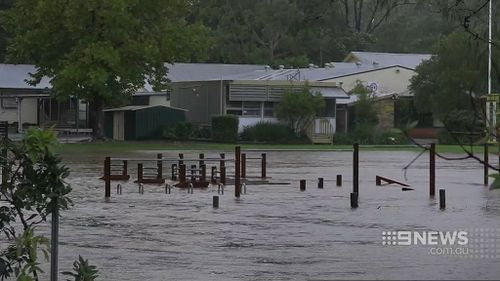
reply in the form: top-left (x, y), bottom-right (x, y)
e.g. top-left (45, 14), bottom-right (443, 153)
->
top-left (55, 140), bottom-right (500, 155)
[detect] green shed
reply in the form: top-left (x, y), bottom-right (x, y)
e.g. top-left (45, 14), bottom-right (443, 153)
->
top-left (104, 105), bottom-right (186, 140)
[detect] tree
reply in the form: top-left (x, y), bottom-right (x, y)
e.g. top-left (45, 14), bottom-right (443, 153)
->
top-left (351, 82), bottom-right (379, 143)
top-left (2, 0), bottom-right (209, 138)
top-left (276, 86), bottom-right (325, 136)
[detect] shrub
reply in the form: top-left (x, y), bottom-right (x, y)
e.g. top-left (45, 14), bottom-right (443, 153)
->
top-left (333, 133), bottom-right (354, 144)
top-left (212, 115), bottom-right (239, 143)
top-left (240, 122), bottom-right (298, 143)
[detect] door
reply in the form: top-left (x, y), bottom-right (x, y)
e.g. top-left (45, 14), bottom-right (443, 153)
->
top-left (113, 111), bottom-right (125, 140)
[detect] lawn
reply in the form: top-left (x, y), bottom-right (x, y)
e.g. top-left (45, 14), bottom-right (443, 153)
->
top-left (55, 140), bottom-right (500, 155)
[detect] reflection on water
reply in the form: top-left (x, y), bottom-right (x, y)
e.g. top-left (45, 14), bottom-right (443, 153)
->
top-left (33, 150), bottom-right (500, 280)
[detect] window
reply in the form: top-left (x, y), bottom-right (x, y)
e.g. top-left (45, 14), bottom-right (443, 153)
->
top-left (226, 101), bottom-right (242, 116)
top-left (166, 90), bottom-right (171, 101)
top-left (1, 97), bottom-right (17, 109)
top-left (242, 101), bottom-right (260, 116)
top-left (264, 102), bottom-right (275, 117)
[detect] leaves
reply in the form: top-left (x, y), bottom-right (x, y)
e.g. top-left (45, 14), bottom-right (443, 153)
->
top-left (62, 256), bottom-right (99, 281)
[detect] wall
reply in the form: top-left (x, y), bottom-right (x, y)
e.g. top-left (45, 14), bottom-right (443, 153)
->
top-left (171, 81), bottom-right (222, 125)
top-left (149, 95), bottom-right (170, 106)
top-left (0, 97), bottom-right (38, 124)
top-left (324, 67), bottom-right (416, 94)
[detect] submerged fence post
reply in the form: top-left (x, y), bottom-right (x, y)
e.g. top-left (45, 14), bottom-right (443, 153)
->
top-left (157, 153), bottom-right (163, 180)
top-left (318, 177), bottom-right (323, 188)
top-left (213, 195), bottom-right (219, 208)
top-left (350, 192), bottom-right (358, 208)
top-left (220, 153), bottom-right (225, 168)
top-left (179, 164), bottom-right (186, 185)
top-left (122, 160), bottom-right (128, 178)
top-left (336, 174), bottom-right (342, 187)
top-left (261, 153), bottom-right (267, 178)
top-left (439, 189), bottom-right (446, 209)
top-left (201, 165), bottom-right (206, 182)
top-left (178, 153), bottom-right (184, 166)
top-left (235, 146), bottom-right (241, 198)
top-left (199, 153), bottom-right (205, 168)
top-left (353, 143), bottom-right (359, 194)
top-left (430, 143), bottom-right (436, 197)
top-left (104, 157), bottom-right (111, 198)
top-left (241, 153), bottom-right (246, 178)
top-left (221, 166), bottom-right (226, 185)
top-left (300, 179), bottom-right (306, 191)
top-left (484, 144), bottom-right (489, 186)
top-left (137, 163), bottom-right (143, 183)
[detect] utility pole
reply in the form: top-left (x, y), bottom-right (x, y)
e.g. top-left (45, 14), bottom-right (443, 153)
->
top-left (487, 0), bottom-right (496, 142)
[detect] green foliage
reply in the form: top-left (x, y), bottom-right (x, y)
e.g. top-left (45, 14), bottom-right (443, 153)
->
top-left (240, 122), bottom-right (305, 143)
top-left (163, 122), bottom-right (211, 141)
top-left (211, 115), bottom-right (239, 143)
top-left (276, 86), bottom-right (325, 136)
top-left (350, 82), bottom-right (378, 143)
top-left (0, 129), bottom-right (71, 280)
top-left (2, 0), bottom-right (208, 137)
top-left (62, 256), bottom-right (99, 281)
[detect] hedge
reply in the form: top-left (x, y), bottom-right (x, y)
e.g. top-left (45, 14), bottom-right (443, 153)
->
top-left (212, 115), bottom-right (239, 143)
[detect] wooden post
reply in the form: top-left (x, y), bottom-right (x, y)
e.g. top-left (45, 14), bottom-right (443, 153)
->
top-left (439, 189), bottom-right (446, 210)
top-left (318, 177), bottom-right (323, 188)
top-left (484, 144), bottom-right (489, 186)
top-left (211, 166), bottom-right (216, 184)
top-left (261, 153), bottom-right (266, 178)
top-left (171, 164), bottom-right (177, 180)
top-left (179, 164), bottom-right (186, 184)
top-left (350, 192), bottom-right (358, 208)
top-left (190, 164), bottom-right (196, 182)
top-left (220, 153), bottom-right (225, 168)
top-left (221, 166), bottom-right (226, 185)
top-left (157, 153), bottom-right (162, 180)
top-left (241, 153), bottom-right (246, 178)
top-left (353, 143), bottom-right (359, 194)
top-left (235, 146), bottom-right (241, 197)
top-left (104, 157), bottom-right (111, 198)
top-left (430, 143), bottom-right (436, 197)
top-left (213, 195), bottom-right (219, 208)
top-left (376, 176), bottom-right (382, 186)
top-left (201, 165), bottom-right (206, 182)
top-left (137, 163), bottom-right (143, 183)
top-left (300, 179), bottom-right (306, 191)
top-left (178, 153), bottom-right (184, 166)
top-left (199, 153), bottom-right (205, 167)
top-left (122, 160), bottom-right (128, 177)
top-left (336, 174), bottom-right (342, 187)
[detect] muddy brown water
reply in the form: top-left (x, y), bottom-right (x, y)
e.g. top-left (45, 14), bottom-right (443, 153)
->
top-left (32, 150), bottom-right (500, 280)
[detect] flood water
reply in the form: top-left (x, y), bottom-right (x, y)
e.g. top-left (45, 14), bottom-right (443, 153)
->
top-left (35, 149), bottom-right (500, 280)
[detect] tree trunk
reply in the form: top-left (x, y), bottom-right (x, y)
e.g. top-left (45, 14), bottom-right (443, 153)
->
top-left (89, 98), bottom-right (105, 140)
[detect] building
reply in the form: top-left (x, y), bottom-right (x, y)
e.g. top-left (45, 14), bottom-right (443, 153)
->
top-left (171, 77), bottom-right (348, 143)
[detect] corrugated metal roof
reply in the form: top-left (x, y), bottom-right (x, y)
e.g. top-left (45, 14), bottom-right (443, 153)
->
top-left (0, 63), bottom-right (265, 90)
top-left (103, 104), bottom-right (187, 112)
top-left (219, 63), bottom-right (407, 82)
top-left (0, 64), bottom-right (51, 89)
top-left (345, 51), bottom-right (432, 70)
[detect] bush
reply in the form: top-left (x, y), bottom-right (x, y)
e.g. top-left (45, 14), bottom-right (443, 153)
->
top-left (212, 115), bottom-right (239, 143)
top-left (333, 133), bottom-right (354, 144)
top-left (374, 130), bottom-right (408, 145)
top-left (240, 122), bottom-right (301, 143)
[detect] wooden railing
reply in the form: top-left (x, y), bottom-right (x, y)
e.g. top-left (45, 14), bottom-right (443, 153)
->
top-left (306, 118), bottom-right (334, 144)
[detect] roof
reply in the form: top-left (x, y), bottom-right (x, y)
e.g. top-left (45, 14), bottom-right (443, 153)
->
top-left (0, 63), bottom-right (265, 91)
top-left (165, 63), bottom-right (265, 83)
top-left (344, 51), bottom-right (432, 70)
top-left (219, 63), bottom-right (409, 82)
top-left (0, 64), bottom-right (51, 89)
top-left (103, 105), bottom-right (187, 112)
